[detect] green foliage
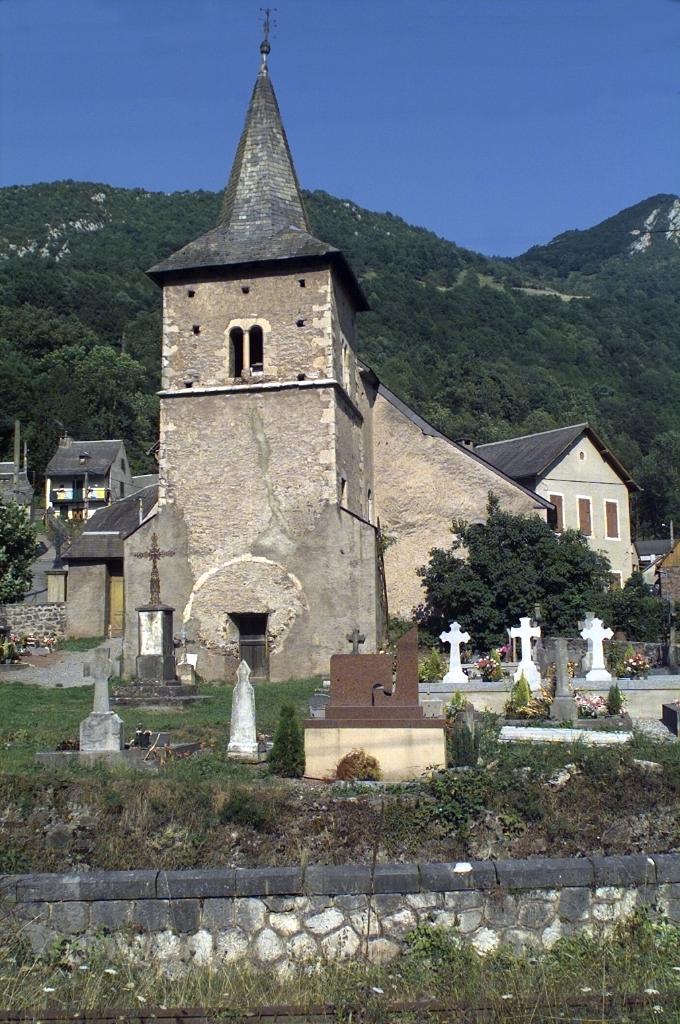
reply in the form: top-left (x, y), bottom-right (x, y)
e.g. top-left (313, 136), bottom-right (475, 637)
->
top-left (416, 495), bottom-right (613, 649)
top-left (268, 702), bottom-right (305, 778)
top-left (508, 673), bottom-right (531, 712)
top-left (610, 571), bottom-right (666, 641)
top-left (419, 648), bottom-right (446, 682)
top-left (607, 684), bottom-right (624, 716)
top-left (2, 183), bottom-right (680, 531)
top-left (0, 503), bottom-right (37, 603)
top-left (56, 636), bottom-right (105, 652)
top-left (447, 721), bottom-right (479, 767)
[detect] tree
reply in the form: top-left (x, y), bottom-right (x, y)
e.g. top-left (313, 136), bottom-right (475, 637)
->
top-left (269, 702), bottom-right (305, 778)
top-left (416, 495), bottom-right (613, 650)
top-left (0, 502), bottom-right (37, 603)
top-left (610, 571), bottom-right (666, 641)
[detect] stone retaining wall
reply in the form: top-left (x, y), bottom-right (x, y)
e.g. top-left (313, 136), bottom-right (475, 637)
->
top-left (0, 602), bottom-right (66, 637)
top-left (3, 853), bottom-right (678, 969)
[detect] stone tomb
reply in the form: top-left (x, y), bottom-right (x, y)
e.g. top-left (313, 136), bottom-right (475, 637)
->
top-left (304, 627), bottom-right (446, 781)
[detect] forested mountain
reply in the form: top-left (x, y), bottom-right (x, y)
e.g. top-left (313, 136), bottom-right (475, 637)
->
top-left (1, 182), bottom-right (679, 532)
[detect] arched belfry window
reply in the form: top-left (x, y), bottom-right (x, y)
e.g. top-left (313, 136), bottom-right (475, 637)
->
top-left (229, 327), bottom-right (244, 379)
top-left (250, 326), bottom-right (264, 374)
top-left (228, 324), bottom-right (264, 378)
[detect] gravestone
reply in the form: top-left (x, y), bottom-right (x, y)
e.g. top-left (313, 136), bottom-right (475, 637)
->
top-left (440, 621), bottom-right (470, 686)
top-left (509, 617), bottom-right (542, 691)
top-left (550, 638), bottom-right (578, 723)
top-left (305, 626), bottom-right (446, 781)
top-left (79, 675), bottom-right (124, 753)
top-left (580, 615), bottom-right (613, 683)
top-left (228, 660), bottom-right (265, 762)
top-left (134, 531), bottom-right (177, 686)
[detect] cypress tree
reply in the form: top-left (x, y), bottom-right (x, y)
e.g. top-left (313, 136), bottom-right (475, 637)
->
top-left (269, 702), bottom-right (305, 778)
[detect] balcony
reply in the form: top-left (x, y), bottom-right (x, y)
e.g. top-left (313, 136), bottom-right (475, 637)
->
top-left (51, 487), bottom-right (109, 503)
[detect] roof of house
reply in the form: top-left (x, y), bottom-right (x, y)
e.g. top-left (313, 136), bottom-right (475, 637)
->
top-left (475, 423), bottom-right (640, 491)
top-left (635, 538), bottom-right (673, 558)
top-left (131, 474), bottom-right (159, 493)
top-left (146, 55), bottom-right (368, 310)
top-left (65, 484), bottom-right (158, 561)
top-left (375, 382), bottom-right (553, 511)
top-left (46, 439), bottom-right (123, 477)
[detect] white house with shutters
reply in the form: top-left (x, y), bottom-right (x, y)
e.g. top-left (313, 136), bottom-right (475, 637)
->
top-left (476, 424), bottom-right (639, 584)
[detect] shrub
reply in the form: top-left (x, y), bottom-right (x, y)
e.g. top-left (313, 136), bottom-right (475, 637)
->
top-left (336, 749), bottom-right (382, 781)
top-left (447, 720), bottom-right (479, 767)
top-left (607, 683), bottom-right (624, 716)
top-left (442, 691), bottom-right (469, 721)
top-left (420, 648), bottom-right (446, 682)
top-left (268, 702), bottom-right (305, 778)
top-left (505, 673), bottom-right (531, 715)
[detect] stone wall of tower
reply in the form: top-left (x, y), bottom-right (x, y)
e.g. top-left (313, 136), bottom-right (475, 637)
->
top-left (161, 267), bottom-right (333, 391)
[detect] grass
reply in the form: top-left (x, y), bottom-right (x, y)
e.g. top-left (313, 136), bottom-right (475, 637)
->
top-left (0, 676), bottom-right (320, 772)
top-left (1, 913), bottom-right (679, 1020)
top-left (55, 636), bottom-right (105, 652)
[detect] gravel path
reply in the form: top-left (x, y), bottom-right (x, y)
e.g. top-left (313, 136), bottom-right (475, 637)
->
top-left (0, 638), bottom-right (122, 688)
top-left (631, 716), bottom-right (677, 742)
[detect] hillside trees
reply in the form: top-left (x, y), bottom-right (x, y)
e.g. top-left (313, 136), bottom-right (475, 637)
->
top-left (0, 503), bottom-right (37, 603)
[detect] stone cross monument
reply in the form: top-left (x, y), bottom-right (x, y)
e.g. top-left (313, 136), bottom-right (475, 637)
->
top-left (79, 674), bottom-right (124, 753)
top-left (440, 621), bottom-right (470, 686)
top-left (509, 616), bottom-right (542, 691)
top-left (550, 637), bottom-right (578, 722)
top-left (227, 660), bottom-right (260, 760)
top-left (580, 615), bottom-right (613, 682)
top-left (133, 531), bottom-right (177, 686)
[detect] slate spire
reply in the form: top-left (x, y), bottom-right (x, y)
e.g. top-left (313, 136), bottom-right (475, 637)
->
top-left (217, 51), bottom-right (312, 243)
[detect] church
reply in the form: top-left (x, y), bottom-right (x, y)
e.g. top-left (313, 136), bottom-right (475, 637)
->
top-left (110, 38), bottom-right (551, 681)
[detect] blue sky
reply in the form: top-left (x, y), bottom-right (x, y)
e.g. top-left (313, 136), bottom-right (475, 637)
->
top-left (1, 0), bottom-right (678, 255)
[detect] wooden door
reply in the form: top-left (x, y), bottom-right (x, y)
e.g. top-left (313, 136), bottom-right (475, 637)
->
top-left (236, 613), bottom-right (269, 677)
top-left (109, 576), bottom-right (124, 636)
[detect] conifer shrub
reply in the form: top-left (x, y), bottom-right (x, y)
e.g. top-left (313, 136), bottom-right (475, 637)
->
top-left (607, 683), bottom-right (624, 716)
top-left (447, 720), bottom-right (479, 767)
top-left (268, 702), bottom-right (305, 778)
top-left (336, 749), bottom-right (382, 781)
top-left (505, 673), bottom-right (531, 715)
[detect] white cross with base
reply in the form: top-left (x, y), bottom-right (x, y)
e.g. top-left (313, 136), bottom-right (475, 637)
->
top-left (509, 616), bottom-right (542, 691)
top-left (440, 621), bottom-right (471, 686)
top-left (580, 615), bottom-right (613, 682)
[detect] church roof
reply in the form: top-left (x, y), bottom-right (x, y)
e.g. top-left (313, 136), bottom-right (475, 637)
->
top-left (476, 423), bottom-right (640, 491)
top-left (147, 52), bottom-right (367, 308)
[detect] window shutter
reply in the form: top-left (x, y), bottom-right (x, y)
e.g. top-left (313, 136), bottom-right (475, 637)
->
top-left (578, 498), bottom-right (592, 536)
top-left (549, 494), bottom-right (564, 532)
top-left (605, 500), bottom-right (619, 539)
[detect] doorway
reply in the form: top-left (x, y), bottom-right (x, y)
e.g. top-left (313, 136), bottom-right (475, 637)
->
top-left (109, 575), bottom-right (124, 636)
top-left (231, 613), bottom-right (269, 677)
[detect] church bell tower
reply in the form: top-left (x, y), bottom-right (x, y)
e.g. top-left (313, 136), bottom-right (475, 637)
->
top-left (140, 34), bottom-right (383, 681)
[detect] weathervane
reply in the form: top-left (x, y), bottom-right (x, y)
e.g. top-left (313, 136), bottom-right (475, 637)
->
top-left (260, 7), bottom-right (276, 66)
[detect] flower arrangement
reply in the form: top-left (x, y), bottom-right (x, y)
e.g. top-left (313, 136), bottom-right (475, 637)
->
top-left (574, 692), bottom-right (609, 718)
top-left (622, 652), bottom-right (649, 679)
top-left (476, 649), bottom-right (504, 682)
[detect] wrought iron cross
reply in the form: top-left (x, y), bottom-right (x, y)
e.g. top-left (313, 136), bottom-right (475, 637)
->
top-left (133, 531), bottom-right (175, 605)
top-left (346, 627), bottom-right (366, 654)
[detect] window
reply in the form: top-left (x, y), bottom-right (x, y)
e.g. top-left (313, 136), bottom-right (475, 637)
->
top-left (298, 279), bottom-right (306, 288)
top-left (367, 489), bottom-right (374, 523)
top-left (549, 493), bottom-right (564, 533)
top-left (192, 325), bottom-right (200, 335)
top-left (241, 285), bottom-right (250, 294)
top-left (187, 289), bottom-right (195, 298)
top-left (610, 572), bottom-right (623, 589)
top-left (605, 500), bottom-right (620, 539)
top-left (249, 326), bottom-right (264, 373)
top-left (578, 497), bottom-right (592, 537)
top-left (229, 327), bottom-right (244, 378)
top-left (339, 476), bottom-right (347, 504)
top-left (120, 458), bottom-right (126, 472)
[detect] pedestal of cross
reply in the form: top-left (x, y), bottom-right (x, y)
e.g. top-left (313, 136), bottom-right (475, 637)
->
top-left (439, 621), bottom-right (470, 686)
top-left (133, 532), bottom-right (177, 686)
top-left (509, 617), bottom-right (542, 691)
top-left (580, 616), bottom-right (613, 682)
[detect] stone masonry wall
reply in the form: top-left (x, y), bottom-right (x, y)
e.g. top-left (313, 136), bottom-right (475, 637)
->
top-left (3, 854), bottom-right (678, 969)
top-left (0, 602), bottom-right (66, 637)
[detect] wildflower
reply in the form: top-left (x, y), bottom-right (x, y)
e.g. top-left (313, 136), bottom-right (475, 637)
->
top-left (580, 986), bottom-right (592, 993)
top-left (501, 994), bottom-right (513, 1000)
top-left (371, 987), bottom-right (384, 994)
top-left (652, 1007), bottom-right (664, 1015)
top-left (136, 996), bottom-right (146, 1004)
top-left (78, 965), bottom-right (89, 971)
top-left (43, 987), bottom-right (56, 993)
top-left (646, 989), bottom-right (661, 995)
top-left (103, 968), bottom-right (118, 975)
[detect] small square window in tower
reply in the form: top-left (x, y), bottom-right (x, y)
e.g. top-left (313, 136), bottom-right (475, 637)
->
top-left (230, 613), bottom-right (269, 677)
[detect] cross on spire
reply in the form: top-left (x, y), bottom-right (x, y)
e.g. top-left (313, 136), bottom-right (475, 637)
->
top-left (260, 7), bottom-right (275, 67)
top-left (132, 531), bottom-right (175, 606)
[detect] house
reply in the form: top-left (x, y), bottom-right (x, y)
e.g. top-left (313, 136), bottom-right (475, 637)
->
top-left (476, 423), bottom-right (639, 583)
top-left (64, 484), bottom-right (158, 637)
top-left (45, 436), bottom-right (133, 521)
top-left (106, 38), bottom-right (553, 681)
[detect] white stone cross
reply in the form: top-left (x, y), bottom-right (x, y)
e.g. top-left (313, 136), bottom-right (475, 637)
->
top-left (580, 616), bottom-right (613, 682)
top-left (509, 616), bottom-right (542, 691)
top-left (440, 621), bottom-right (470, 686)
top-left (228, 659), bottom-right (258, 757)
